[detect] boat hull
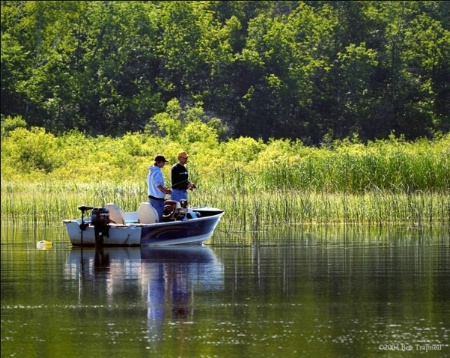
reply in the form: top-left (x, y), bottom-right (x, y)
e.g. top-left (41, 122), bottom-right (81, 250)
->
top-left (64, 209), bottom-right (224, 247)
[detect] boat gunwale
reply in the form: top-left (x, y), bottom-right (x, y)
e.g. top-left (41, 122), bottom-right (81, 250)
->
top-left (64, 211), bottom-right (224, 228)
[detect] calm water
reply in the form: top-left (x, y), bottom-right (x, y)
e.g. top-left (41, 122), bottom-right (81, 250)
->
top-left (1, 222), bottom-right (449, 358)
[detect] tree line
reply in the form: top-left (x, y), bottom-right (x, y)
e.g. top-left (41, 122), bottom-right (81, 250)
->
top-left (1, 1), bottom-right (449, 144)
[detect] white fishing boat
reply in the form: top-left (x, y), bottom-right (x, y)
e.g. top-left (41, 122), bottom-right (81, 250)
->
top-left (63, 201), bottom-right (224, 247)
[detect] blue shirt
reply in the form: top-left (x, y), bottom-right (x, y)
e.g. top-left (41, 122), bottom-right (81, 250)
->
top-left (147, 166), bottom-right (165, 199)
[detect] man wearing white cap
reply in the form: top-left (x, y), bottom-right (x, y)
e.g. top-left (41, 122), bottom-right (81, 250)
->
top-left (171, 151), bottom-right (196, 202)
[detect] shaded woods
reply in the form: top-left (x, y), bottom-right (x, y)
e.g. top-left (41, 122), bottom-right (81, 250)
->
top-left (2, 1), bottom-right (449, 143)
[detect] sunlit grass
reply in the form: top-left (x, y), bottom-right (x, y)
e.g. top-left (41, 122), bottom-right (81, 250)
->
top-left (0, 181), bottom-right (147, 224)
top-left (1, 182), bottom-right (448, 232)
top-left (195, 188), bottom-right (449, 229)
top-left (2, 129), bottom-right (449, 236)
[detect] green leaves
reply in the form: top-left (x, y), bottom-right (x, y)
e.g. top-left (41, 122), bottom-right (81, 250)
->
top-left (4, 127), bottom-right (58, 173)
top-left (146, 98), bottom-right (222, 147)
top-left (1, 1), bottom-right (449, 142)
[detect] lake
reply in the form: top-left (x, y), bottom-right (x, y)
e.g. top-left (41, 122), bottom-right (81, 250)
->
top-left (1, 222), bottom-right (449, 357)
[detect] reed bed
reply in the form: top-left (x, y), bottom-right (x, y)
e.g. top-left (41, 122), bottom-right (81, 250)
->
top-left (1, 181), bottom-right (148, 225)
top-left (1, 181), bottom-right (448, 232)
top-left (195, 188), bottom-right (449, 229)
top-left (2, 130), bottom-right (449, 235)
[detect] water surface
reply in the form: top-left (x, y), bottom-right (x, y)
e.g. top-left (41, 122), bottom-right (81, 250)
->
top-left (1, 223), bottom-right (449, 357)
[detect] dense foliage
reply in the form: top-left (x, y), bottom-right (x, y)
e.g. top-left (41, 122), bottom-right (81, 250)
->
top-left (2, 103), bottom-right (449, 194)
top-left (2, 1), bottom-right (449, 143)
top-left (2, 125), bottom-right (449, 227)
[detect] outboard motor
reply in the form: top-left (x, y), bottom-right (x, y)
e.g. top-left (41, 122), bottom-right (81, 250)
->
top-left (163, 200), bottom-right (180, 221)
top-left (91, 207), bottom-right (110, 246)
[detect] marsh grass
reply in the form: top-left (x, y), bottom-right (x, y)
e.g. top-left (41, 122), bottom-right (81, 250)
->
top-left (195, 189), bottom-right (449, 229)
top-left (2, 130), bottom-right (449, 237)
top-left (1, 182), bottom-right (448, 233)
top-left (0, 181), bottom-right (147, 224)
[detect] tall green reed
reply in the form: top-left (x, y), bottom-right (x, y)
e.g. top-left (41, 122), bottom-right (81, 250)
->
top-left (2, 134), bottom-right (449, 232)
top-left (1, 181), bottom-right (148, 224)
top-left (1, 181), bottom-right (448, 234)
top-left (193, 188), bottom-right (449, 230)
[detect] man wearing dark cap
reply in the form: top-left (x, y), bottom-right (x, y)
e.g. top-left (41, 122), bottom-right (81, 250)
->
top-left (171, 151), bottom-right (196, 203)
top-left (147, 154), bottom-right (172, 221)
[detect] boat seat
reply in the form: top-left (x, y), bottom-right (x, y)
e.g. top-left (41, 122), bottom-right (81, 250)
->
top-left (137, 202), bottom-right (158, 224)
top-left (106, 203), bottom-right (126, 225)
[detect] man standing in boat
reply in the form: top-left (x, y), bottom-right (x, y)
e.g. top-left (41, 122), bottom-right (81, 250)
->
top-left (171, 151), bottom-right (196, 203)
top-left (148, 155), bottom-right (172, 221)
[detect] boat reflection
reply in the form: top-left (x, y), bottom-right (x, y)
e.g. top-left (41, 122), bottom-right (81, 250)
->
top-left (65, 246), bottom-right (224, 341)
top-left (142, 246), bottom-right (225, 341)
